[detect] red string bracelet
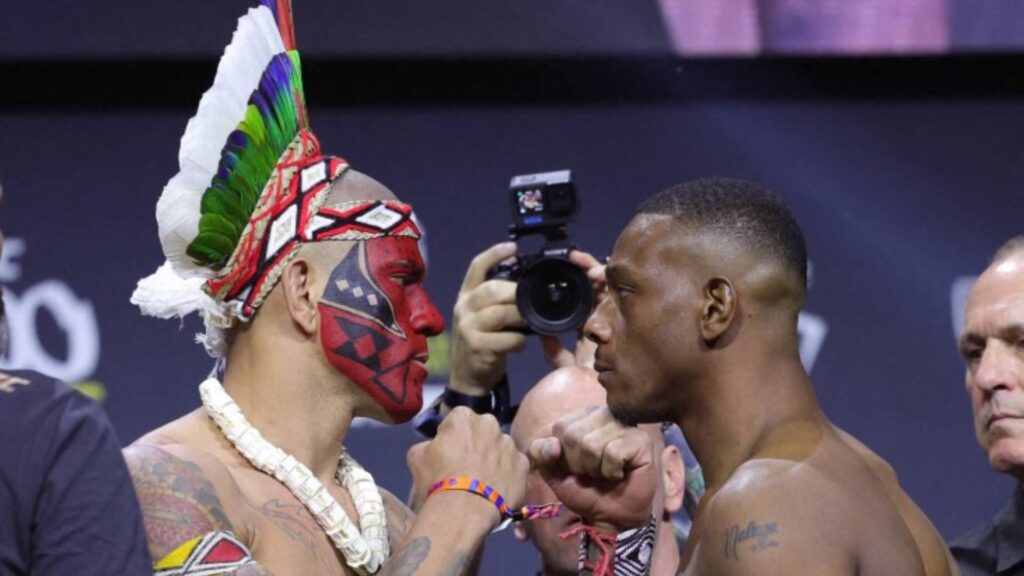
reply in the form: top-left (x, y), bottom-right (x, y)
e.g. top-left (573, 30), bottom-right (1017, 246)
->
top-left (559, 524), bottom-right (617, 576)
top-left (426, 476), bottom-right (562, 522)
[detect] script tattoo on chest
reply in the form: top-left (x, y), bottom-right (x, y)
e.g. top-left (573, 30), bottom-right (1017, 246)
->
top-left (251, 498), bottom-right (344, 576)
top-left (722, 520), bottom-right (780, 560)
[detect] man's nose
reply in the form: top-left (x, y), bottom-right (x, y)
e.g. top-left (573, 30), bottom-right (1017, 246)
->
top-left (410, 289), bottom-right (445, 337)
top-left (974, 341), bottom-right (1022, 393)
top-left (583, 297), bottom-right (612, 345)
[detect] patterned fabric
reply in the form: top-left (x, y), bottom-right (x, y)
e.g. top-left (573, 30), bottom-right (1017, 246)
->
top-left (154, 531), bottom-right (254, 576)
top-left (203, 129), bottom-right (348, 320)
top-left (201, 127), bottom-right (420, 322)
top-left (574, 516), bottom-right (657, 576)
top-left (611, 516), bottom-right (657, 576)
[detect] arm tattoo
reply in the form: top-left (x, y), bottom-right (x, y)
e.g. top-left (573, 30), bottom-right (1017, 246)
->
top-left (722, 520), bottom-right (780, 560)
top-left (441, 551), bottom-right (470, 576)
top-left (380, 537), bottom-right (431, 576)
top-left (125, 445), bottom-right (234, 559)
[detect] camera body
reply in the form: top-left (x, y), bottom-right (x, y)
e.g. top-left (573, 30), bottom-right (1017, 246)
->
top-left (487, 170), bottom-right (593, 335)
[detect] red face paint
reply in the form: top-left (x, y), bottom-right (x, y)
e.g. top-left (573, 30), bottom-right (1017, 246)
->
top-left (318, 237), bottom-right (444, 422)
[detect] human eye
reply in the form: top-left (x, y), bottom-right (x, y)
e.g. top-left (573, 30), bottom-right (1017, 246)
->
top-left (960, 344), bottom-right (982, 366)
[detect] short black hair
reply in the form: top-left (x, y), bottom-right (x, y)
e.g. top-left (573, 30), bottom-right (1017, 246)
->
top-left (637, 177), bottom-right (808, 290)
top-left (992, 235), bottom-right (1024, 264)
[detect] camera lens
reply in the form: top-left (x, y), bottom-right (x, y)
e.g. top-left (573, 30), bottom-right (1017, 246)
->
top-left (516, 258), bottom-right (594, 335)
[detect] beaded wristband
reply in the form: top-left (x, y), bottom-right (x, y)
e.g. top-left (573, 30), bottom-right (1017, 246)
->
top-left (426, 476), bottom-right (562, 522)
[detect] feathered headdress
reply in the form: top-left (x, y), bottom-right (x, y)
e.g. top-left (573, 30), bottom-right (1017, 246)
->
top-left (132, 0), bottom-right (420, 359)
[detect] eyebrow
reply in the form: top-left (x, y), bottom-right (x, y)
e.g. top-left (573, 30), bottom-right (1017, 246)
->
top-left (959, 323), bottom-right (1024, 350)
top-left (605, 264), bottom-right (628, 281)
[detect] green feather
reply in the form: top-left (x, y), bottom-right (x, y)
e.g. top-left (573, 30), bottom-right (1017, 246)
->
top-left (187, 52), bottom-right (309, 269)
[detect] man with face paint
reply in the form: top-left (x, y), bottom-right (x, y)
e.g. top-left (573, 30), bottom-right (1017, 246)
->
top-left (526, 179), bottom-right (958, 576)
top-left (0, 182), bottom-right (152, 575)
top-left (124, 3), bottom-right (528, 575)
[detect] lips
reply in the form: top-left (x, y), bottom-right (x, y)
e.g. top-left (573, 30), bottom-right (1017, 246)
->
top-left (989, 413), bottom-right (1022, 427)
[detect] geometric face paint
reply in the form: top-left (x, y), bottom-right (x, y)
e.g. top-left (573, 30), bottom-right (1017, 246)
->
top-left (318, 237), bottom-right (444, 423)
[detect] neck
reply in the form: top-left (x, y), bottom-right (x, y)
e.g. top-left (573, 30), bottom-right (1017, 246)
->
top-left (651, 515), bottom-right (681, 576)
top-left (676, 345), bottom-right (821, 490)
top-left (221, 333), bottom-right (356, 481)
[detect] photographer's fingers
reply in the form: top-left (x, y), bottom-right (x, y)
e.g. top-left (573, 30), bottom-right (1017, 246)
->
top-left (574, 338), bottom-right (597, 369)
top-left (587, 264), bottom-right (607, 285)
top-left (462, 279), bottom-right (517, 313)
top-left (569, 249), bottom-right (603, 272)
top-left (460, 242), bottom-right (517, 293)
top-left (541, 335), bottom-right (576, 369)
top-left (470, 303), bottom-right (525, 332)
top-left (473, 331), bottom-right (528, 355)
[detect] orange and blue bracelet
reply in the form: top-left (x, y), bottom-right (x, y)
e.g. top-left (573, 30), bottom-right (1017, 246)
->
top-left (427, 476), bottom-right (562, 522)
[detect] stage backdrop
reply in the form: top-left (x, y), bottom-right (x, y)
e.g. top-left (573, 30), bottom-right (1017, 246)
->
top-left (5, 0), bottom-right (1024, 57)
top-left (2, 96), bottom-right (1022, 573)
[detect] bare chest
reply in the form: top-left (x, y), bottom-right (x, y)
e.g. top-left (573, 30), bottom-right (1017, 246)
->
top-left (236, 473), bottom-right (364, 576)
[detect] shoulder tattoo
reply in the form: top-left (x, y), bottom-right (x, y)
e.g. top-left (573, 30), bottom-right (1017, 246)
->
top-left (125, 445), bottom-right (234, 560)
top-left (722, 519), bottom-right (781, 561)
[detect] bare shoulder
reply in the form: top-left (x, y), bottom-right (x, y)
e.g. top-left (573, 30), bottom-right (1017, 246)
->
top-left (124, 430), bottom-right (250, 562)
top-left (687, 459), bottom-right (856, 576)
top-left (834, 429), bottom-right (958, 576)
top-left (379, 487), bottom-right (417, 550)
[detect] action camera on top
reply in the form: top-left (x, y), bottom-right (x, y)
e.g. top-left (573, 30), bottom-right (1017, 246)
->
top-left (486, 169), bottom-right (594, 335)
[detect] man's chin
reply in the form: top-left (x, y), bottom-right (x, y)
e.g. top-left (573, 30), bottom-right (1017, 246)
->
top-left (609, 401), bottom-right (663, 427)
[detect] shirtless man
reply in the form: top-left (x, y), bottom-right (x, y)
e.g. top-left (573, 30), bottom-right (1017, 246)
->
top-left (123, 2), bottom-right (526, 574)
top-left (528, 178), bottom-right (958, 575)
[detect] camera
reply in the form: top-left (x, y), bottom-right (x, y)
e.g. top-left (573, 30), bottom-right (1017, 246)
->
top-left (487, 169), bottom-right (593, 335)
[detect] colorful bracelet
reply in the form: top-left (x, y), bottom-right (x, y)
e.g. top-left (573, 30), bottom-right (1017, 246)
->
top-left (426, 476), bottom-right (562, 522)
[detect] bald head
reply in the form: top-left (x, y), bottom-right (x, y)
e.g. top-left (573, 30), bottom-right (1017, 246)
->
top-left (299, 169), bottom-right (400, 267)
top-left (512, 366), bottom-right (606, 451)
top-left (325, 169), bottom-right (398, 204)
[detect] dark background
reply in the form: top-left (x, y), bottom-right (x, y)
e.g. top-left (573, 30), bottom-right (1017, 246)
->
top-left (3, 2), bottom-right (1024, 574)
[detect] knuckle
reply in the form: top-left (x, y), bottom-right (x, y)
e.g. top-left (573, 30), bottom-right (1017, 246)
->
top-left (479, 413), bottom-right (500, 434)
top-left (562, 427), bottom-right (585, 451)
top-left (581, 432), bottom-right (606, 457)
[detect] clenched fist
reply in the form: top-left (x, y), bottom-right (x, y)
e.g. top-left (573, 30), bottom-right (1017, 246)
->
top-left (408, 407), bottom-right (529, 525)
top-left (528, 406), bottom-right (657, 532)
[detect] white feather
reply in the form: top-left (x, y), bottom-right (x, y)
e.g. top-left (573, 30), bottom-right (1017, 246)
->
top-left (131, 261), bottom-right (224, 321)
top-left (156, 5), bottom-right (285, 279)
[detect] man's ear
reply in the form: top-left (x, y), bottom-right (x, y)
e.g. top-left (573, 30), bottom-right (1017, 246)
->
top-left (660, 445), bottom-right (685, 515)
top-left (699, 276), bottom-right (736, 346)
top-left (280, 257), bottom-right (319, 335)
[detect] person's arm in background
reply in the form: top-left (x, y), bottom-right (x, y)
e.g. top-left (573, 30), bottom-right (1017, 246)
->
top-left (32, 381), bottom-right (153, 575)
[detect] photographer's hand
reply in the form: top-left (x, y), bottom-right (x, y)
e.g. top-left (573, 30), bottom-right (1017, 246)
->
top-left (540, 249), bottom-right (605, 370)
top-left (449, 242), bottom-right (527, 397)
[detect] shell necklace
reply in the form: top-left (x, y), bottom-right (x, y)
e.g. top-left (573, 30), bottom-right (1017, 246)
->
top-left (199, 378), bottom-right (389, 575)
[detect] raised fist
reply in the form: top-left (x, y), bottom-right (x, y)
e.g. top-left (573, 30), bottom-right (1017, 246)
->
top-left (528, 406), bottom-right (657, 532)
top-left (408, 407), bottom-right (529, 524)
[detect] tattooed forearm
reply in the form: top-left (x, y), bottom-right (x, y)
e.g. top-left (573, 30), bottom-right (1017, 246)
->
top-left (722, 520), bottom-right (780, 560)
top-left (441, 551), bottom-right (470, 576)
top-left (380, 537), bottom-right (431, 576)
top-left (124, 445), bottom-right (233, 559)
